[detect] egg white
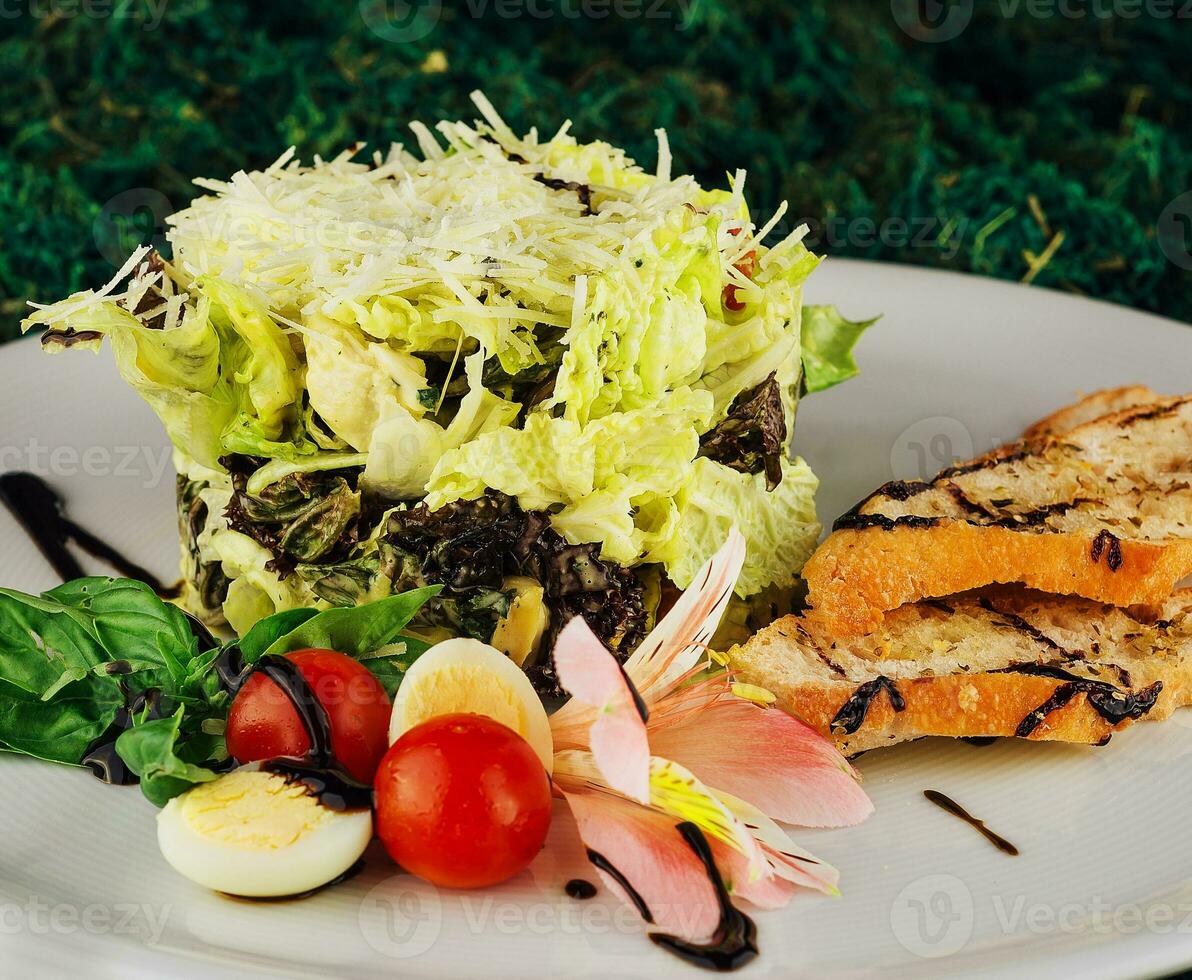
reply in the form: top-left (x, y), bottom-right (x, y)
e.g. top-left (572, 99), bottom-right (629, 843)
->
top-left (157, 769), bottom-right (373, 898)
top-left (389, 637), bottom-right (554, 773)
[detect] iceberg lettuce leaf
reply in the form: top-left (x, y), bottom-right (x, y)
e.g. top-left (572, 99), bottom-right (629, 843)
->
top-left (669, 456), bottom-right (822, 596)
top-left (426, 387), bottom-right (713, 562)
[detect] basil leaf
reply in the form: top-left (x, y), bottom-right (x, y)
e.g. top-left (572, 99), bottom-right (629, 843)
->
top-left (0, 578), bottom-right (219, 788)
top-left (257, 586), bottom-right (441, 662)
top-left (356, 635), bottom-right (432, 697)
top-left (116, 707), bottom-right (220, 807)
top-left (0, 675), bottom-right (122, 765)
top-left (0, 588), bottom-right (125, 763)
top-left (0, 577), bottom-right (198, 688)
top-left (237, 607), bottom-right (320, 661)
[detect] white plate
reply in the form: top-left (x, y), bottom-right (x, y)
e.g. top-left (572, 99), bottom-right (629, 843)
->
top-left (3, 260), bottom-right (1192, 980)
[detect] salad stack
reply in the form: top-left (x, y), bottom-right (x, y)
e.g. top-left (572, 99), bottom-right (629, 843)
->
top-left (26, 93), bottom-right (870, 696)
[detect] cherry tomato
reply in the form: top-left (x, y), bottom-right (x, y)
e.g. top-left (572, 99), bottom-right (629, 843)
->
top-left (722, 235), bottom-right (758, 312)
top-left (226, 648), bottom-right (392, 783)
top-left (374, 713), bottom-right (552, 889)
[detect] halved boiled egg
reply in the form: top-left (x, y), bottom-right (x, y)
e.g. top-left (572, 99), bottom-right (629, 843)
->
top-left (389, 638), bottom-right (554, 773)
top-left (157, 767), bottom-right (372, 898)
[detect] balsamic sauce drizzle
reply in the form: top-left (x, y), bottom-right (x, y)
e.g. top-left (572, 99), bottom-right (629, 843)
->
top-left (564, 879), bottom-right (597, 900)
top-left (586, 849), bottom-right (654, 923)
top-left (648, 822), bottom-right (759, 972)
top-left (923, 790), bottom-right (1019, 856)
top-left (249, 655), bottom-right (336, 761)
top-left (995, 663), bottom-right (1163, 736)
top-left (830, 676), bottom-right (906, 735)
top-left (214, 644), bottom-right (247, 694)
top-left (80, 687), bottom-right (166, 785)
top-left (261, 757), bottom-right (373, 813)
top-left (617, 659), bottom-right (650, 723)
top-left (0, 471), bottom-right (175, 594)
top-left (240, 654), bottom-right (373, 812)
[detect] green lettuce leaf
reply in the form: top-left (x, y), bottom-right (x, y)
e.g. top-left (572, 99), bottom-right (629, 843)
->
top-left (426, 388), bottom-right (712, 564)
top-left (362, 350), bottom-right (520, 500)
top-left (32, 300), bottom-right (237, 471)
top-left (550, 208), bottom-right (719, 426)
top-left (800, 305), bottom-right (878, 394)
top-left (669, 456), bottom-right (822, 596)
top-left (24, 278), bottom-right (313, 468)
top-left (199, 276), bottom-right (303, 437)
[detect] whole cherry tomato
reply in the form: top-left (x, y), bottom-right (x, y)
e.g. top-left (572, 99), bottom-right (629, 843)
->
top-left (226, 648), bottom-right (392, 783)
top-left (374, 713), bottom-right (552, 889)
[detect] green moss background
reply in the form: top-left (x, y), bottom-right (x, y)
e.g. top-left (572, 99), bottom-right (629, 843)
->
top-left (2, 0), bottom-right (1190, 341)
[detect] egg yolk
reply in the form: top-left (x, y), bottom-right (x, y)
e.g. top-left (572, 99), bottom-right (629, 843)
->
top-left (174, 770), bottom-right (333, 849)
top-left (401, 664), bottom-right (529, 736)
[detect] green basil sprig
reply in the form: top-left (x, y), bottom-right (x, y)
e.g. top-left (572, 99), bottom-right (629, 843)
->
top-left (0, 577), bottom-right (440, 805)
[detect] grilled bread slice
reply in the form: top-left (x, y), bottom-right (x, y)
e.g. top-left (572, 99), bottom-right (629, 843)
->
top-left (1022, 385), bottom-right (1162, 442)
top-left (802, 395), bottom-right (1192, 636)
top-left (729, 587), bottom-right (1192, 755)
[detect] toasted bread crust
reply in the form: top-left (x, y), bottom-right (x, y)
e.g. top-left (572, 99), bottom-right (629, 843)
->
top-left (769, 672), bottom-right (1122, 754)
top-left (1022, 385), bottom-right (1161, 442)
top-left (730, 587), bottom-right (1192, 755)
top-left (804, 523), bottom-right (1192, 636)
top-left (804, 394), bottom-right (1192, 636)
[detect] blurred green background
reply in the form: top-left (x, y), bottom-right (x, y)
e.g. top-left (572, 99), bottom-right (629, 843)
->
top-left (3, 0), bottom-right (1191, 342)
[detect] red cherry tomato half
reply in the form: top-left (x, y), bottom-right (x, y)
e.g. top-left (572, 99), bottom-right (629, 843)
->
top-left (226, 648), bottom-right (392, 783)
top-left (374, 713), bottom-right (552, 889)
top-left (722, 247), bottom-right (758, 312)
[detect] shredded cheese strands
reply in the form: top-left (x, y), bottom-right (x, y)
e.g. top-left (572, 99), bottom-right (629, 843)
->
top-left (26, 91), bottom-right (816, 372)
top-left (159, 93), bottom-right (805, 346)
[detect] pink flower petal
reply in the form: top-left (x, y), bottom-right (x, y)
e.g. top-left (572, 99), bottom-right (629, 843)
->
top-left (717, 791), bottom-right (841, 895)
top-left (648, 692), bottom-right (873, 828)
top-left (555, 764), bottom-right (723, 941)
top-left (625, 529), bottom-right (746, 699)
top-left (707, 837), bottom-right (799, 910)
top-left (552, 617), bottom-right (650, 802)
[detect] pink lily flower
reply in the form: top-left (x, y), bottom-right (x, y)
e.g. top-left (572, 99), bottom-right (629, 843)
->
top-left (547, 530), bottom-right (873, 942)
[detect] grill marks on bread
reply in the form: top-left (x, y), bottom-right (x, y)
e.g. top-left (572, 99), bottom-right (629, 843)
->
top-left (729, 587), bottom-right (1192, 756)
top-left (804, 393), bottom-right (1192, 635)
